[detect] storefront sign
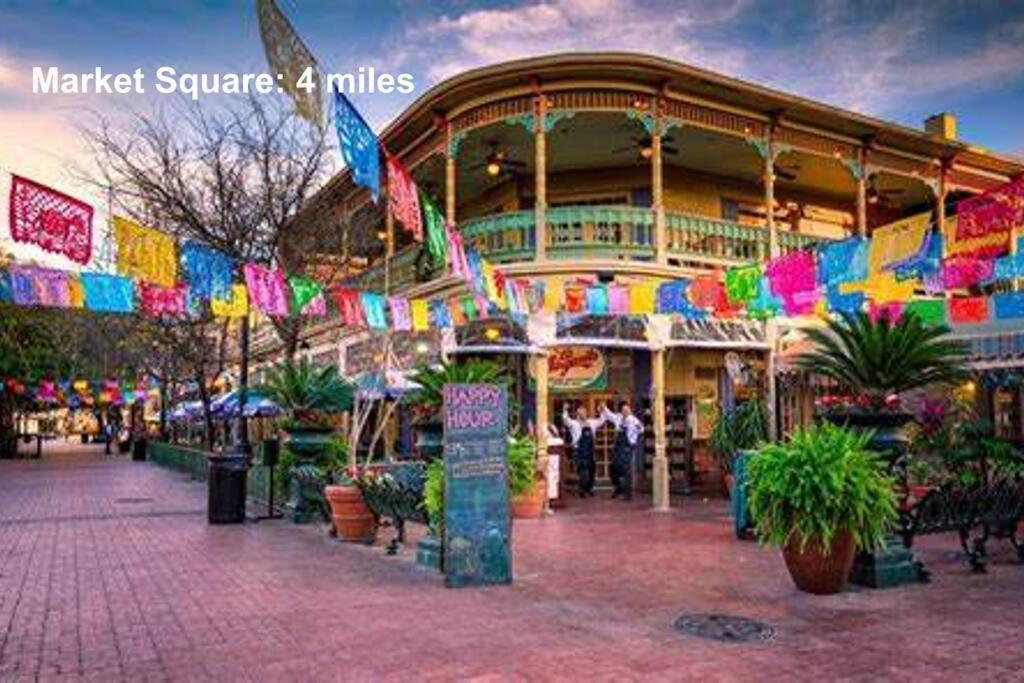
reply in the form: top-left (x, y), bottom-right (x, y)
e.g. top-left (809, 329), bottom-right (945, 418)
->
top-left (442, 384), bottom-right (512, 588)
top-left (538, 346), bottom-right (608, 391)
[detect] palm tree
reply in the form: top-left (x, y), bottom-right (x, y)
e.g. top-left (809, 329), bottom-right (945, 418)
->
top-left (260, 358), bottom-right (353, 424)
top-left (796, 311), bottom-right (967, 410)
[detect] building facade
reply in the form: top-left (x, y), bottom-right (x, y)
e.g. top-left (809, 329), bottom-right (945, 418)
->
top-left (256, 53), bottom-right (1024, 507)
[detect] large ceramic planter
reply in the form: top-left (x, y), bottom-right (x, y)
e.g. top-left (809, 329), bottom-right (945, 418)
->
top-left (781, 531), bottom-right (857, 595)
top-left (511, 479), bottom-right (546, 519)
top-left (824, 411), bottom-right (914, 455)
top-left (324, 484), bottom-right (377, 543)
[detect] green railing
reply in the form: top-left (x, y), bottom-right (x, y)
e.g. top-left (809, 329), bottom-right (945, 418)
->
top-left (148, 442), bottom-right (275, 506)
top-left (351, 205), bottom-right (837, 286)
top-left (547, 205), bottom-right (655, 260)
top-left (460, 210), bottom-right (536, 263)
top-left (665, 212), bottom-right (767, 263)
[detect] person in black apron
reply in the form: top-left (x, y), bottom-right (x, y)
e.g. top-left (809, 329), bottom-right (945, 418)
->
top-left (601, 401), bottom-right (643, 501)
top-left (562, 405), bottom-right (603, 497)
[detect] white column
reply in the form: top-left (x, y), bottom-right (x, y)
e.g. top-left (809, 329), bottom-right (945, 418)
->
top-left (651, 348), bottom-right (669, 510)
top-left (534, 95), bottom-right (548, 261)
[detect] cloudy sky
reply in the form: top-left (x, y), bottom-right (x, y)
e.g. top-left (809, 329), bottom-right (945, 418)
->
top-left (2, 0), bottom-right (1023, 262)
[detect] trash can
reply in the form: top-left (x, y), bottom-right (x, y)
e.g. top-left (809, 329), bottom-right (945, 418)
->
top-left (207, 454), bottom-right (250, 524)
top-left (131, 437), bottom-right (147, 462)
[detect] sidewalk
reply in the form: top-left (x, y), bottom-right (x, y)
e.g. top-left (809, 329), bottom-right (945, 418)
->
top-left (1, 448), bottom-right (1021, 681)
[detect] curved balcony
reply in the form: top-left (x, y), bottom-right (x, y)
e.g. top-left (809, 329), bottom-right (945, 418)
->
top-left (355, 205), bottom-right (835, 292)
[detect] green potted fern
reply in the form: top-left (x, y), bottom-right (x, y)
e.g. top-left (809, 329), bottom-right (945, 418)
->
top-left (747, 423), bottom-right (898, 594)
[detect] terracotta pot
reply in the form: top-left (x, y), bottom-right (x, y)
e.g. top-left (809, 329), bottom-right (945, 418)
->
top-left (511, 479), bottom-right (546, 519)
top-left (781, 531), bottom-right (857, 595)
top-left (324, 484), bottom-right (377, 543)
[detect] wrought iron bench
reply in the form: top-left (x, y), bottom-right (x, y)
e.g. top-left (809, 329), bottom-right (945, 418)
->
top-left (900, 478), bottom-right (1024, 575)
top-left (358, 461), bottom-right (429, 554)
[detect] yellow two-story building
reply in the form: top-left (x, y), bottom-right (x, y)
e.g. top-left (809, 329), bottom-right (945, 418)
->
top-left (258, 53), bottom-right (1023, 508)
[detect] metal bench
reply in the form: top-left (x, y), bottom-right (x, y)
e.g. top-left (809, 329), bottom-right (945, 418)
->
top-left (901, 478), bottom-right (1024, 575)
top-left (358, 461), bottom-right (428, 554)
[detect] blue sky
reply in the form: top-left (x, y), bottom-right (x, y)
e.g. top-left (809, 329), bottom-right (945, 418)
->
top-left (1, 1), bottom-right (1023, 210)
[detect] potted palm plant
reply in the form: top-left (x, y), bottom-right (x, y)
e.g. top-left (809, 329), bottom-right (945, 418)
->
top-left (260, 359), bottom-right (354, 526)
top-left (747, 423), bottom-right (898, 594)
top-left (797, 311), bottom-right (967, 452)
top-left (710, 398), bottom-right (769, 495)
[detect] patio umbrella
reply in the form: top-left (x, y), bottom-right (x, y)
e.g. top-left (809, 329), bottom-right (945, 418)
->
top-left (209, 390), bottom-right (281, 419)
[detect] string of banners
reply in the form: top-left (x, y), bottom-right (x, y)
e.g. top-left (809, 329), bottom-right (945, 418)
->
top-left (3, 169), bottom-right (1024, 327)
top-left (0, 376), bottom-right (156, 408)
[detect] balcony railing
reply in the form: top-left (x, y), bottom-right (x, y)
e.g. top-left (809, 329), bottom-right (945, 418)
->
top-left (354, 205), bottom-right (835, 291)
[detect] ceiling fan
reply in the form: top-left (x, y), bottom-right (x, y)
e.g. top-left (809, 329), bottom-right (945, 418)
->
top-left (468, 141), bottom-right (527, 177)
top-left (867, 176), bottom-right (904, 205)
top-left (612, 134), bottom-right (680, 160)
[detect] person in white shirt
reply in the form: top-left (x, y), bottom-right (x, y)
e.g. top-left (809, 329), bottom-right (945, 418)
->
top-left (600, 401), bottom-right (644, 500)
top-left (561, 404), bottom-right (604, 497)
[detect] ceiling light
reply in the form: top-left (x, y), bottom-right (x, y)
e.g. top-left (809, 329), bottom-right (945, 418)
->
top-left (484, 327), bottom-right (501, 341)
top-left (415, 342), bottom-right (429, 354)
top-left (486, 161), bottom-right (502, 177)
top-left (640, 146), bottom-right (654, 160)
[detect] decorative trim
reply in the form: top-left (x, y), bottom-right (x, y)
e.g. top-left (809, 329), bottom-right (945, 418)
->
top-left (448, 131), bottom-right (467, 158)
top-left (840, 157), bottom-right (865, 181)
top-left (662, 117), bottom-right (686, 137)
top-left (503, 113), bottom-right (535, 133)
top-left (745, 137), bottom-right (770, 160)
top-left (626, 110), bottom-right (657, 136)
top-left (544, 110), bottom-right (576, 132)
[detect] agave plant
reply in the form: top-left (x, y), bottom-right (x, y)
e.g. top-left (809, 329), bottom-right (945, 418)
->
top-left (797, 311), bottom-right (967, 410)
top-left (260, 358), bottom-right (353, 424)
top-left (407, 359), bottom-right (510, 410)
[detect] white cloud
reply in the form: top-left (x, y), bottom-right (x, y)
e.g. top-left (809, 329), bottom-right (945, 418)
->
top-left (403, 0), bottom-right (750, 82)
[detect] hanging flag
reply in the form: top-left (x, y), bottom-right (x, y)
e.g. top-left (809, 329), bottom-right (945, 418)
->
top-left (256, 0), bottom-right (323, 126)
top-left (905, 299), bottom-right (947, 325)
top-left (360, 292), bottom-right (388, 329)
top-left (941, 257), bottom-right (995, 290)
top-left (460, 295), bottom-right (478, 321)
top-left (389, 297), bottom-right (412, 331)
top-left (181, 241), bottom-right (235, 300)
top-left (422, 191), bottom-right (448, 269)
top-left (606, 284), bottom-right (629, 315)
top-left (8, 175), bottom-right (93, 265)
top-left (948, 296), bottom-right (989, 324)
top-left (331, 288), bottom-right (366, 327)
top-left (818, 237), bottom-right (869, 286)
top-left (564, 285), bottom-right (586, 313)
top-left (9, 266), bottom-right (38, 306)
top-left (689, 274), bottom-right (724, 311)
top-left (288, 276), bottom-right (325, 316)
top-left (211, 284), bottom-right (249, 318)
top-left (447, 297), bottom-right (466, 326)
top-left (386, 153), bottom-right (423, 241)
top-left (67, 274), bottom-right (85, 308)
top-left (481, 260), bottom-right (502, 306)
top-left (993, 292), bottom-right (1024, 320)
top-left (139, 282), bottom-right (187, 318)
top-left (81, 273), bottom-right (135, 313)
top-left (956, 174), bottom-right (1024, 243)
top-left (34, 267), bottom-right (70, 307)
top-left (333, 87), bottom-right (381, 201)
top-left (410, 299), bottom-right (430, 331)
top-left (747, 277), bottom-right (781, 320)
top-left (447, 223), bottom-right (470, 280)
top-left (243, 263), bottom-right (290, 317)
top-left (766, 250), bottom-right (817, 300)
top-left (586, 285), bottom-right (608, 314)
top-left (724, 265), bottom-right (761, 303)
top-left (825, 285), bottom-right (864, 314)
top-left (0, 271), bottom-right (10, 302)
top-left (657, 280), bottom-right (686, 314)
top-left (993, 253), bottom-right (1024, 282)
top-left (868, 213), bottom-right (931, 274)
top-left (428, 298), bottom-right (451, 328)
top-left (113, 216), bottom-right (177, 287)
top-left (629, 282), bottom-right (657, 315)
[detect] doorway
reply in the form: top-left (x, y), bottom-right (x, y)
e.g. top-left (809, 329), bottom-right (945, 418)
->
top-left (553, 394), bottom-right (618, 485)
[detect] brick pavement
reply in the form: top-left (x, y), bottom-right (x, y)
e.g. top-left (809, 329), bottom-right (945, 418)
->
top-left (1, 443), bottom-right (1023, 681)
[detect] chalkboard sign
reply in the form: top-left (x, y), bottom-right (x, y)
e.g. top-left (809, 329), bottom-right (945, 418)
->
top-left (442, 383), bottom-right (512, 588)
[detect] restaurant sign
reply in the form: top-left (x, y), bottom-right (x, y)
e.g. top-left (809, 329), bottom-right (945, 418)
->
top-left (531, 346), bottom-right (607, 391)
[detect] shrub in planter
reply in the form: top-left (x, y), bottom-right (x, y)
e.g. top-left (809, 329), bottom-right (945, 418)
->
top-left (747, 423), bottom-right (897, 594)
top-left (508, 434), bottom-right (545, 519)
top-left (710, 398), bottom-right (769, 492)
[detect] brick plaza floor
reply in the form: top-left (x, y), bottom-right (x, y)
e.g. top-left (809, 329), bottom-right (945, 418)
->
top-left (1, 443), bottom-right (1023, 681)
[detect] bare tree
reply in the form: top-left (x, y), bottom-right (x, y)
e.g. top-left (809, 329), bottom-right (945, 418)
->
top-left (80, 93), bottom-right (347, 363)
